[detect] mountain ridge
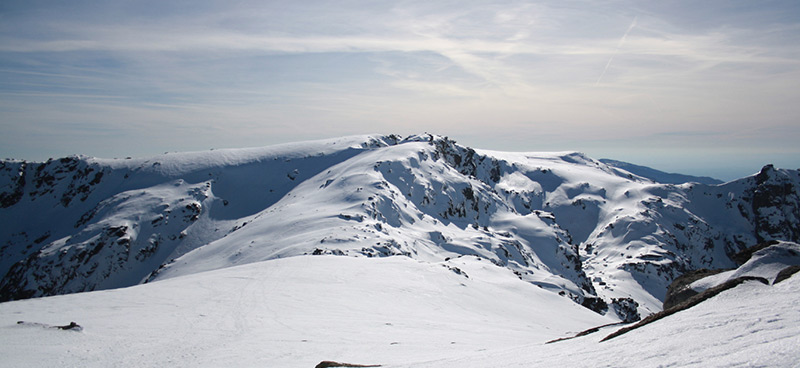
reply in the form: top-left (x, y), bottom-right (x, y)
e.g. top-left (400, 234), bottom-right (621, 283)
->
top-left (598, 158), bottom-right (724, 185)
top-left (2, 134), bottom-right (799, 322)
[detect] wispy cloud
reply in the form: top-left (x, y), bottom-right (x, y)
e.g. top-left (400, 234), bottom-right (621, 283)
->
top-left (1, 0), bottom-right (799, 179)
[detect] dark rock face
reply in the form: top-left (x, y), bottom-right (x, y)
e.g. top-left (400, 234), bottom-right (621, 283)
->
top-left (774, 265), bottom-right (800, 284)
top-left (18, 157), bottom-right (107, 208)
top-left (315, 361), bottom-right (381, 368)
top-left (581, 296), bottom-right (609, 314)
top-left (0, 225), bottom-right (130, 301)
top-left (750, 165), bottom-right (800, 243)
top-left (0, 162), bottom-right (26, 208)
top-left (731, 240), bottom-right (780, 266)
top-left (663, 268), bottom-right (731, 310)
top-left (0, 155), bottom-right (209, 302)
top-left (611, 297), bottom-right (640, 322)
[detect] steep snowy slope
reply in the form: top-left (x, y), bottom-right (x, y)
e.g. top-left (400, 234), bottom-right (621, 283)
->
top-left (577, 163), bottom-right (800, 315)
top-left (153, 136), bottom-right (595, 308)
top-left (2, 134), bottom-right (799, 321)
top-left (0, 135), bottom-right (401, 299)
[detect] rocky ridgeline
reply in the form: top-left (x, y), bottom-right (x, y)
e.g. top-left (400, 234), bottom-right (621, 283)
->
top-left (1, 135), bottom-right (799, 322)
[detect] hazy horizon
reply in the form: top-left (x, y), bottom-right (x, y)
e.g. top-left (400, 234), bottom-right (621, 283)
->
top-left (2, 1), bottom-right (799, 181)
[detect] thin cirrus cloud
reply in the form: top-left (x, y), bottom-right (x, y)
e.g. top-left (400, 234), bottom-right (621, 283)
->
top-left (0, 0), bottom-right (799, 180)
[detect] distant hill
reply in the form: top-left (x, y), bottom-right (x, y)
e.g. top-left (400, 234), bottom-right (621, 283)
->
top-left (599, 159), bottom-right (723, 185)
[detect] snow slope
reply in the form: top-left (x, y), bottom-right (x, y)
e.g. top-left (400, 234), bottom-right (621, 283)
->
top-left (402, 271), bottom-right (800, 368)
top-left (1, 253), bottom-right (798, 368)
top-left (0, 135), bottom-right (399, 298)
top-left (690, 241), bottom-right (800, 292)
top-left (2, 134), bottom-right (800, 367)
top-left (2, 134), bottom-right (800, 321)
top-left (0, 255), bottom-right (613, 368)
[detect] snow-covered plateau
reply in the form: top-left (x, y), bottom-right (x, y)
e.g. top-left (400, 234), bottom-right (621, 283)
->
top-left (1, 134), bottom-right (799, 367)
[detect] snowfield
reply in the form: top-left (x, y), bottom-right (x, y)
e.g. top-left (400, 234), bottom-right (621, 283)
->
top-left (0, 255), bottom-right (613, 367)
top-left (1, 254), bottom-right (798, 367)
top-left (408, 272), bottom-right (800, 368)
top-left (2, 134), bottom-right (800, 367)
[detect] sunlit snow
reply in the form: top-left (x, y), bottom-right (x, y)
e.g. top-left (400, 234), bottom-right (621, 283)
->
top-left (1, 134), bottom-right (799, 367)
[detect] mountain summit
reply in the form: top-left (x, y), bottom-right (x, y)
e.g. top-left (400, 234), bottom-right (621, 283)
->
top-left (2, 134), bottom-right (799, 321)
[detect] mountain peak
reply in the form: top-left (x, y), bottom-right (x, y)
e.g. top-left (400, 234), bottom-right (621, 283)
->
top-left (2, 135), bottom-right (799, 322)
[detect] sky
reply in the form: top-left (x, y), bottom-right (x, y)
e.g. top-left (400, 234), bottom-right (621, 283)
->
top-left (1, 0), bottom-right (799, 181)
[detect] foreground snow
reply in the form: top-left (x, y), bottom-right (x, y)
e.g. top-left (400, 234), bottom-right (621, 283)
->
top-left (0, 255), bottom-right (611, 368)
top-left (2, 254), bottom-right (799, 368)
top-left (405, 273), bottom-right (800, 368)
top-left (2, 134), bottom-right (800, 367)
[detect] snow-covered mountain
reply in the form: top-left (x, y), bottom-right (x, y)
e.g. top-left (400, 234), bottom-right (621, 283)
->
top-left (2, 134), bottom-right (799, 321)
top-left (1, 240), bottom-right (799, 367)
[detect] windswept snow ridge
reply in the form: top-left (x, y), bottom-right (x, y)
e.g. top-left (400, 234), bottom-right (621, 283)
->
top-left (2, 134), bottom-right (800, 320)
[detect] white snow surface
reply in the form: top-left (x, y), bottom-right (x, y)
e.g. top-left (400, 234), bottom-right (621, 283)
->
top-left (1, 255), bottom-right (798, 368)
top-left (407, 274), bottom-right (800, 368)
top-left (691, 241), bottom-right (800, 292)
top-left (730, 242), bottom-right (800, 283)
top-left (3, 133), bottom-right (800, 340)
top-left (0, 255), bottom-right (613, 367)
top-left (2, 134), bottom-right (800, 367)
